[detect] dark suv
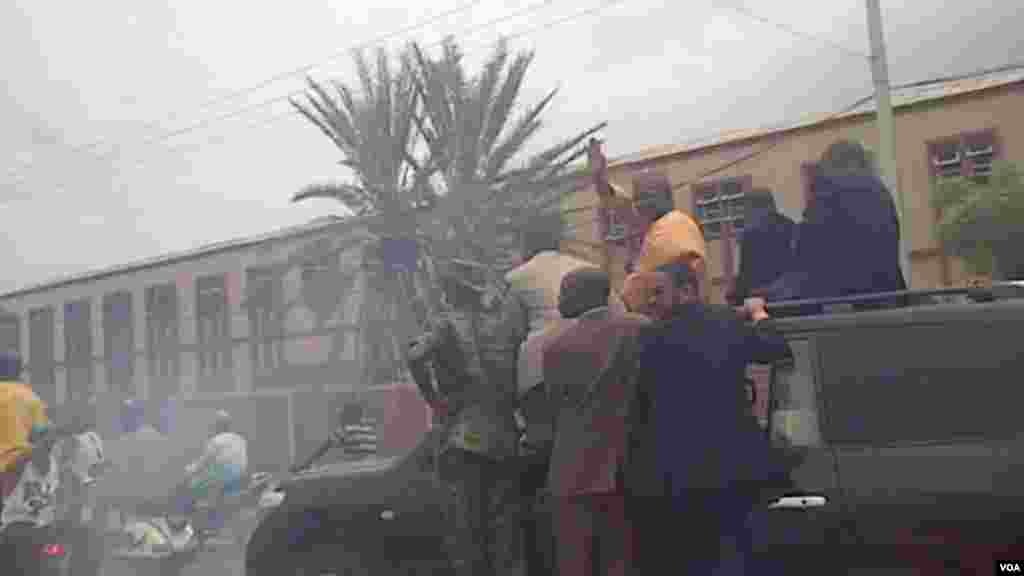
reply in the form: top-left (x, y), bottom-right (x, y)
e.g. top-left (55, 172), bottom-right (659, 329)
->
top-left (247, 285), bottom-right (1024, 575)
top-left (245, 431), bottom-right (453, 576)
top-left (755, 285), bottom-right (1024, 573)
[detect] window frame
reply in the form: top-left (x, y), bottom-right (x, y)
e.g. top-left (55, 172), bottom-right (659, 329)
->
top-left (28, 307), bottom-right (56, 406)
top-left (102, 291), bottom-right (135, 399)
top-left (926, 128), bottom-right (1001, 184)
top-left (0, 313), bottom-right (20, 357)
top-left (145, 283), bottom-right (181, 398)
top-left (63, 298), bottom-right (95, 404)
top-left (246, 267), bottom-right (285, 378)
top-left (691, 175), bottom-right (753, 240)
top-left (195, 274), bottom-right (233, 384)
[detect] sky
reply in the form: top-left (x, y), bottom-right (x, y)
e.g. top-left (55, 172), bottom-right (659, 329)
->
top-left (1, 0), bottom-right (1022, 293)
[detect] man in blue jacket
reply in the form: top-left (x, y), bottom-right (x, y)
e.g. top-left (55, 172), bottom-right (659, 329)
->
top-left (761, 140), bottom-right (906, 304)
top-left (639, 262), bottom-right (791, 573)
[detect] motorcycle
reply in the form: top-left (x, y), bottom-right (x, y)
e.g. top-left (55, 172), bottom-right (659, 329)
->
top-left (105, 470), bottom-right (274, 576)
top-left (0, 425), bottom-right (106, 576)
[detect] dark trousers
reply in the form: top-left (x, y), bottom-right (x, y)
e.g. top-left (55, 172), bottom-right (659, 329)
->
top-left (555, 492), bottom-right (635, 576)
top-left (446, 449), bottom-right (522, 576)
top-left (668, 489), bottom-right (771, 575)
top-left (520, 451), bottom-right (554, 576)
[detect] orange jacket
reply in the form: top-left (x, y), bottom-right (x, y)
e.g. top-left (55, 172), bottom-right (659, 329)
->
top-left (0, 381), bottom-right (50, 473)
top-left (634, 210), bottom-right (707, 273)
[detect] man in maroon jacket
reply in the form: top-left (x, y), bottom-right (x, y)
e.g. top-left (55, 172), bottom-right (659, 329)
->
top-left (543, 267), bottom-right (650, 576)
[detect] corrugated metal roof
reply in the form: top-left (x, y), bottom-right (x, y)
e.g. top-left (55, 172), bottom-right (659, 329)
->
top-left (0, 214), bottom-right (362, 300)
top-left (609, 65), bottom-right (1024, 168)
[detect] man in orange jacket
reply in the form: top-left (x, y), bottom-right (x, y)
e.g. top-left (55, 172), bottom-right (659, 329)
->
top-left (0, 352), bottom-right (50, 489)
top-left (621, 171), bottom-right (708, 315)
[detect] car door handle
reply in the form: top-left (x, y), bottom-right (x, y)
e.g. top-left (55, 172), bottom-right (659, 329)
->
top-left (768, 495), bottom-right (827, 510)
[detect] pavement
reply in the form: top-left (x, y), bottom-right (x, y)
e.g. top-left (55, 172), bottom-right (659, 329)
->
top-left (100, 509), bottom-right (262, 576)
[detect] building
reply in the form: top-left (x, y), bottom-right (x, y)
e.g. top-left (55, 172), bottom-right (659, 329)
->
top-left (0, 214), bottom-right (431, 470)
top-left (562, 65), bottom-right (1024, 303)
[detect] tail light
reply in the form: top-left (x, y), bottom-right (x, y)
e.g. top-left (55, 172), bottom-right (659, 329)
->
top-left (41, 543), bottom-right (66, 558)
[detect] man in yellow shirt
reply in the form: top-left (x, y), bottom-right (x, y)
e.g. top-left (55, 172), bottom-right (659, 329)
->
top-left (0, 351), bottom-right (50, 501)
top-left (622, 171), bottom-right (708, 313)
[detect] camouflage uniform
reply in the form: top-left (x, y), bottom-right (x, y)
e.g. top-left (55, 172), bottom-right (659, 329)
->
top-left (410, 305), bottom-right (523, 576)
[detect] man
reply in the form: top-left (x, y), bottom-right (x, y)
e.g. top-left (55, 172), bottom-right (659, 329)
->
top-left (499, 211), bottom-right (625, 360)
top-left (761, 140), bottom-right (907, 303)
top-left (638, 262), bottom-right (792, 573)
top-left (543, 267), bottom-right (650, 576)
top-left (182, 410), bottom-right (248, 518)
top-left (622, 170), bottom-right (708, 312)
top-left (0, 351), bottom-right (49, 486)
top-left (407, 305), bottom-right (521, 576)
top-left (729, 189), bottom-right (796, 306)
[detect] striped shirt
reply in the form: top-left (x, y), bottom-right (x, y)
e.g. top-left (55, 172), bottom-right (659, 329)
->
top-left (333, 418), bottom-right (378, 458)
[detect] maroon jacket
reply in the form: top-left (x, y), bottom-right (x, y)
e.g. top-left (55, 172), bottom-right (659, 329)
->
top-left (544, 307), bottom-right (650, 497)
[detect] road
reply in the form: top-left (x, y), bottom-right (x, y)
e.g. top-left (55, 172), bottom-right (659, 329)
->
top-left (100, 509), bottom-right (261, 576)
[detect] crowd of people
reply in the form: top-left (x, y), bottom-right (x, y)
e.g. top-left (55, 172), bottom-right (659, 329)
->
top-left (1, 138), bottom-right (906, 575)
top-left (0, 364), bottom-right (252, 572)
top-left (409, 139), bottom-right (907, 575)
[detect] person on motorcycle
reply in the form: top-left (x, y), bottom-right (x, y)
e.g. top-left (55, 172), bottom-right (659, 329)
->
top-left (0, 351), bottom-right (50, 500)
top-left (178, 410), bottom-right (248, 534)
top-left (0, 351), bottom-right (65, 573)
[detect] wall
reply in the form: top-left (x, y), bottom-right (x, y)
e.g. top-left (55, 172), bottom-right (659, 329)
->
top-left (564, 83), bottom-right (1024, 302)
top-left (0, 221), bottom-right (435, 462)
top-left (0, 224), bottom-right (370, 407)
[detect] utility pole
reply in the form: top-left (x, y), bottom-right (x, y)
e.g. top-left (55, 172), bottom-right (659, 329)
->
top-left (865, 0), bottom-right (911, 282)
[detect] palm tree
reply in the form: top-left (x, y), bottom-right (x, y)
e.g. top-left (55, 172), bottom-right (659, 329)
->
top-left (935, 161), bottom-right (1024, 280)
top-left (291, 36), bottom-right (605, 386)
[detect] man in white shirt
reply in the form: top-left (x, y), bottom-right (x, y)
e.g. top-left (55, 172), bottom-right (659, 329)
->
top-left (184, 410), bottom-right (248, 504)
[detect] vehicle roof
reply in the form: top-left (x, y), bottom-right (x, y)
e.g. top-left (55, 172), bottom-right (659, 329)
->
top-left (295, 455), bottom-right (401, 479)
top-left (773, 297), bottom-right (1024, 335)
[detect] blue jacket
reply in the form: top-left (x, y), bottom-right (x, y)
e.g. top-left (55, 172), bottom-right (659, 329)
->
top-left (763, 172), bottom-right (906, 302)
top-left (638, 304), bottom-right (791, 496)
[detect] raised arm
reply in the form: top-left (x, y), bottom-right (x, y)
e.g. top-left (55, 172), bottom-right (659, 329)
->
top-left (740, 298), bottom-right (792, 364)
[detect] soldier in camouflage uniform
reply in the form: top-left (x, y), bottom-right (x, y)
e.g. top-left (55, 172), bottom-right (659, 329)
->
top-left (409, 277), bottom-right (523, 576)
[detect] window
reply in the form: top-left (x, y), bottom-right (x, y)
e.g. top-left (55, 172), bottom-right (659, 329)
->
top-left (196, 274), bottom-right (233, 388)
top-left (103, 292), bottom-right (135, 398)
top-left (927, 130), bottom-right (999, 183)
top-left (246, 267), bottom-right (284, 376)
top-left (63, 299), bottom-right (94, 405)
top-left (693, 176), bottom-right (751, 240)
top-left (0, 313), bottom-right (19, 357)
top-left (819, 322), bottom-right (1024, 445)
top-left (28, 308), bottom-right (56, 406)
top-left (145, 283), bottom-right (180, 399)
top-left (769, 339), bottom-right (822, 448)
top-left (302, 248), bottom-right (340, 322)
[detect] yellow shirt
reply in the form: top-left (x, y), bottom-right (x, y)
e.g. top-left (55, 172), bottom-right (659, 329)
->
top-left (0, 381), bottom-right (50, 472)
top-left (634, 210), bottom-right (707, 273)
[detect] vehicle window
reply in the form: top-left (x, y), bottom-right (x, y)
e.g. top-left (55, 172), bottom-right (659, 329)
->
top-left (819, 322), bottom-right (1024, 444)
top-left (769, 339), bottom-right (822, 448)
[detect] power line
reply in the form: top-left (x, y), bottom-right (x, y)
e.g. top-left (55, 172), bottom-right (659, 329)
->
top-left (717, 1), bottom-right (869, 60)
top-left (557, 90), bottom-right (876, 231)
top-left (557, 57), bottom-right (1024, 229)
top-left (2, 0), bottom-right (491, 180)
top-left (2, 0), bottom-right (631, 203)
top-left (4, 0), bottom-right (568, 188)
